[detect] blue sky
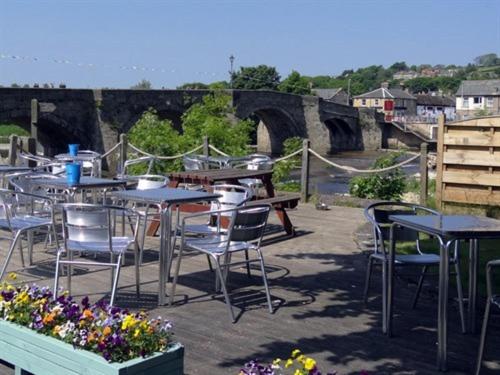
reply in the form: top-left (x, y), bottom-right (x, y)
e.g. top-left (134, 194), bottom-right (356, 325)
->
top-left (1, 0), bottom-right (499, 89)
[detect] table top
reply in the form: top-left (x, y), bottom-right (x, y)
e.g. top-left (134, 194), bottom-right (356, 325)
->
top-left (112, 188), bottom-right (220, 205)
top-left (55, 153), bottom-right (100, 161)
top-left (0, 165), bottom-right (33, 173)
top-left (31, 177), bottom-right (126, 189)
top-left (389, 214), bottom-right (500, 239)
top-left (169, 169), bottom-right (273, 181)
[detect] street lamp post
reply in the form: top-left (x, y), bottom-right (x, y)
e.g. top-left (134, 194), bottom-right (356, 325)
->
top-left (229, 55), bottom-right (235, 88)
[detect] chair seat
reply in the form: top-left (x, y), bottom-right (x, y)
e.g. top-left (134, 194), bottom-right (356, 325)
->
top-left (183, 223), bottom-right (220, 235)
top-left (185, 235), bottom-right (254, 255)
top-left (238, 178), bottom-right (262, 188)
top-left (64, 237), bottom-right (134, 254)
top-left (372, 252), bottom-right (441, 265)
top-left (0, 216), bottom-right (52, 231)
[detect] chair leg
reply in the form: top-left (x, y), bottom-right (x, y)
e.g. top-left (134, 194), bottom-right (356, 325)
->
top-left (27, 230), bottom-right (34, 266)
top-left (110, 254), bottom-right (122, 306)
top-left (475, 300), bottom-right (491, 375)
top-left (244, 250), bottom-right (251, 278)
top-left (213, 257), bottom-right (235, 322)
top-left (134, 241), bottom-right (140, 298)
top-left (454, 261), bottom-right (466, 334)
top-left (169, 239), bottom-right (186, 306)
top-left (67, 251), bottom-right (73, 296)
top-left (382, 260), bottom-right (389, 334)
top-left (18, 238), bottom-right (25, 268)
top-left (0, 232), bottom-right (23, 281)
top-left (412, 265), bottom-right (428, 309)
top-left (206, 254), bottom-right (214, 272)
top-left (257, 249), bottom-right (273, 314)
top-left (53, 251), bottom-right (62, 299)
top-left (363, 256), bottom-right (374, 304)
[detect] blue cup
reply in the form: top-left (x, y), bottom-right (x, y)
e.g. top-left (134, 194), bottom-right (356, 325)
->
top-left (65, 163), bottom-right (81, 185)
top-left (68, 144), bottom-right (79, 157)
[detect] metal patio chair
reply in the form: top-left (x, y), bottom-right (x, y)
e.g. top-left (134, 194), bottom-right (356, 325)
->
top-left (170, 204), bottom-right (272, 322)
top-left (0, 189), bottom-right (59, 280)
top-left (364, 201), bottom-right (466, 333)
top-left (237, 155), bottom-right (273, 197)
top-left (172, 184), bottom-right (253, 275)
top-left (124, 174), bottom-right (169, 263)
top-left (475, 259), bottom-right (500, 375)
top-left (53, 204), bottom-right (140, 306)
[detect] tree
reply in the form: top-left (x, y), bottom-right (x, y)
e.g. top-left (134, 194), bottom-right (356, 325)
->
top-left (473, 53), bottom-right (500, 67)
top-left (131, 79), bottom-right (152, 90)
top-left (389, 61), bottom-right (408, 72)
top-left (231, 65), bottom-right (280, 90)
top-left (278, 71), bottom-right (311, 95)
top-left (10, 83), bottom-right (20, 88)
top-left (176, 82), bottom-right (208, 89)
top-left (208, 81), bottom-right (230, 90)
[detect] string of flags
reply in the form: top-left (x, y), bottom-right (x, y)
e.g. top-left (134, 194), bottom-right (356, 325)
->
top-left (0, 52), bottom-right (223, 78)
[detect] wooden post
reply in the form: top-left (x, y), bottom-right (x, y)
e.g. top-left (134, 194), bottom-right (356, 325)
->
top-left (8, 135), bottom-right (17, 166)
top-left (119, 133), bottom-right (128, 176)
top-left (27, 138), bottom-right (37, 167)
top-left (435, 114), bottom-right (446, 210)
top-left (419, 142), bottom-right (428, 206)
top-left (202, 136), bottom-right (209, 170)
top-left (300, 139), bottom-right (310, 202)
top-left (202, 136), bottom-right (209, 157)
top-left (30, 99), bottom-right (39, 141)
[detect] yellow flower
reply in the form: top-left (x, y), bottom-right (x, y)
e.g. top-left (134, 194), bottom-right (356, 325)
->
top-left (291, 349), bottom-right (301, 358)
top-left (285, 359), bottom-right (294, 368)
top-left (134, 328), bottom-right (141, 338)
top-left (304, 358), bottom-right (316, 371)
top-left (297, 354), bottom-right (305, 363)
top-left (293, 370), bottom-right (303, 375)
top-left (121, 314), bottom-right (137, 330)
top-left (272, 358), bottom-right (281, 365)
top-left (8, 272), bottom-right (17, 280)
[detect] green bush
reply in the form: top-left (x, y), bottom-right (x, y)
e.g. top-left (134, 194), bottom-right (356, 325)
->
top-left (0, 124), bottom-right (29, 137)
top-left (127, 93), bottom-right (254, 174)
top-left (273, 137), bottom-right (302, 192)
top-left (349, 153), bottom-right (406, 200)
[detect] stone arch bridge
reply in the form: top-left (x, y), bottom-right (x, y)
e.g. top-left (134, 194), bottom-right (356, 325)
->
top-left (0, 88), bottom-right (385, 156)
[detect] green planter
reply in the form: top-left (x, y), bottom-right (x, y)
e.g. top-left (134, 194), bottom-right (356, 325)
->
top-left (0, 320), bottom-right (184, 375)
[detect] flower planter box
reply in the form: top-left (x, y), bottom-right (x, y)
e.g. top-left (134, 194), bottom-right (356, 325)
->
top-left (0, 320), bottom-right (184, 375)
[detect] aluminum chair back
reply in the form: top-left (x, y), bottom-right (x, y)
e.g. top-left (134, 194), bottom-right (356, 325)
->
top-left (183, 155), bottom-right (205, 171)
top-left (136, 175), bottom-right (169, 190)
top-left (62, 204), bottom-right (112, 249)
top-left (18, 152), bottom-right (52, 167)
top-left (364, 201), bottom-right (439, 256)
top-left (229, 205), bottom-right (271, 243)
top-left (211, 184), bottom-right (252, 214)
top-left (121, 156), bottom-right (156, 177)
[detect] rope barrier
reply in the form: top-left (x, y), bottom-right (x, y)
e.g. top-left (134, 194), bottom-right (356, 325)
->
top-left (99, 142), bottom-right (121, 159)
top-left (128, 143), bottom-right (204, 160)
top-left (274, 148), bottom-right (303, 162)
top-left (208, 144), bottom-right (229, 157)
top-left (308, 148), bottom-right (421, 173)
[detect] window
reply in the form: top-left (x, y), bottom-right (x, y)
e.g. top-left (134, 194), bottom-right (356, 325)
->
top-left (462, 97), bottom-right (469, 108)
top-left (361, 99), bottom-right (366, 106)
top-left (473, 97), bottom-right (482, 104)
top-left (487, 97), bottom-right (494, 107)
top-left (374, 99), bottom-right (379, 106)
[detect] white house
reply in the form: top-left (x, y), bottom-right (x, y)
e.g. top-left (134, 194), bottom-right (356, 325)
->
top-left (456, 80), bottom-right (500, 119)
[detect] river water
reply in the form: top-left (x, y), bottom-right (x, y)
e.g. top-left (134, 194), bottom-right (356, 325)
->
top-left (287, 150), bottom-right (421, 194)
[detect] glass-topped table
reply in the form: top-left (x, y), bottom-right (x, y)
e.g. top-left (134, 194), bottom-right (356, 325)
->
top-left (112, 188), bottom-right (220, 305)
top-left (388, 214), bottom-right (500, 371)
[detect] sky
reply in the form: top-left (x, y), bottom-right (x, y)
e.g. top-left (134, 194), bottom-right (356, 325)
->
top-left (1, 0), bottom-right (499, 89)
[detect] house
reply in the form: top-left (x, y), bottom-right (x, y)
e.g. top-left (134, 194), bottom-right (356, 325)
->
top-left (415, 94), bottom-right (455, 122)
top-left (455, 80), bottom-right (500, 119)
top-left (353, 84), bottom-right (416, 121)
top-left (312, 88), bottom-right (349, 105)
top-left (393, 70), bottom-right (419, 81)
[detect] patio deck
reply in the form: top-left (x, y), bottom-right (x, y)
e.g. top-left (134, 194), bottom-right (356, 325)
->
top-left (0, 204), bottom-right (499, 374)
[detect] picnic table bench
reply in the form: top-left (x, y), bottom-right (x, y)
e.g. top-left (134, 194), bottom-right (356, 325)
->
top-left (147, 170), bottom-right (300, 236)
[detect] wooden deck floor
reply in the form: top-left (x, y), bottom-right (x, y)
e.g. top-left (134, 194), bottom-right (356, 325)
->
top-left (0, 204), bottom-right (499, 374)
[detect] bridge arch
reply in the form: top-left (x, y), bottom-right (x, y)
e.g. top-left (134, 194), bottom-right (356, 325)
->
top-left (323, 117), bottom-right (361, 153)
top-left (242, 107), bottom-right (304, 155)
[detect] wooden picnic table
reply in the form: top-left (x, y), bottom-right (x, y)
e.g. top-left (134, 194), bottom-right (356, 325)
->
top-left (147, 169), bottom-right (300, 236)
top-left (167, 169), bottom-right (275, 198)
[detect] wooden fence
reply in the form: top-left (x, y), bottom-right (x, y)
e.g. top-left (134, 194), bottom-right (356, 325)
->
top-left (436, 115), bottom-right (500, 209)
